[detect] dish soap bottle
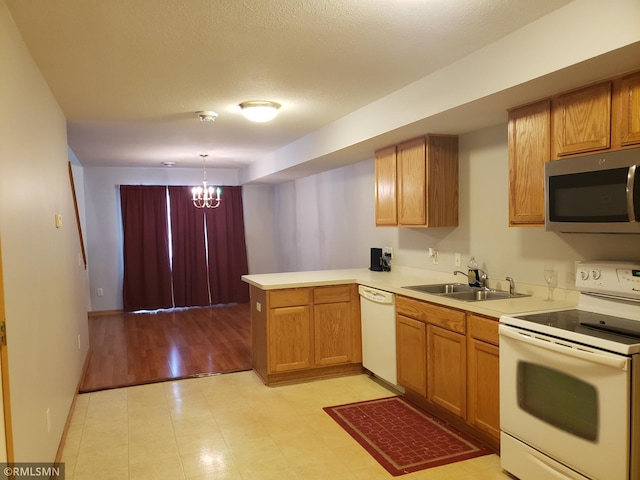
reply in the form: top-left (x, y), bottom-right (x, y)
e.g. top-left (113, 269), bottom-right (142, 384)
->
top-left (467, 256), bottom-right (481, 287)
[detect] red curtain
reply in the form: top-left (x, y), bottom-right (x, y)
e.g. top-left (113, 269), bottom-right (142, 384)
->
top-left (120, 186), bottom-right (173, 312)
top-left (168, 186), bottom-right (210, 308)
top-left (205, 186), bottom-right (250, 304)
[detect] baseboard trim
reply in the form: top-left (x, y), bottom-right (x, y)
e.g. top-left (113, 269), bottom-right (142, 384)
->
top-left (88, 309), bottom-right (123, 317)
top-left (55, 349), bottom-right (91, 463)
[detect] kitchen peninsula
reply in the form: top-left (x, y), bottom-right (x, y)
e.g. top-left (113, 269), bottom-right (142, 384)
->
top-left (243, 266), bottom-right (578, 450)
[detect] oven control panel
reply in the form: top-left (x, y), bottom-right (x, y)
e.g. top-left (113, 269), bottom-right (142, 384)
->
top-left (576, 262), bottom-right (640, 299)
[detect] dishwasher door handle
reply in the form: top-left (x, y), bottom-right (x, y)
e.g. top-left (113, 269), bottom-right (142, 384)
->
top-left (358, 286), bottom-right (395, 304)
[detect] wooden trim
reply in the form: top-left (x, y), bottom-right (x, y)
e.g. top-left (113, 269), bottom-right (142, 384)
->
top-left (68, 162), bottom-right (87, 270)
top-left (55, 349), bottom-right (91, 462)
top-left (0, 240), bottom-right (14, 462)
top-left (88, 309), bottom-right (124, 317)
top-left (258, 363), bottom-right (363, 387)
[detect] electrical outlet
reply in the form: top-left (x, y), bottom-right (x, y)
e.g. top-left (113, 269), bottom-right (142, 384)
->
top-left (455, 253), bottom-right (461, 267)
top-left (77, 334), bottom-right (81, 350)
top-left (256, 302), bottom-right (262, 312)
top-left (97, 288), bottom-right (104, 297)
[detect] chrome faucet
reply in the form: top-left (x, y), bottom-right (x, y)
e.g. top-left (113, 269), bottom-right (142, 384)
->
top-left (506, 276), bottom-right (516, 296)
top-left (453, 270), bottom-right (469, 279)
top-left (454, 270), bottom-right (488, 288)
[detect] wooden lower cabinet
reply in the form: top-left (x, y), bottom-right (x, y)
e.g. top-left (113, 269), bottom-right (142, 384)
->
top-left (396, 296), bottom-right (466, 419)
top-left (396, 296), bottom-right (500, 452)
top-left (314, 301), bottom-right (351, 365)
top-left (396, 314), bottom-right (427, 396)
top-left (268, 305), bottom-right (312, 372)
top-left (250, 284), bottom-right (362, 385)
top-left (467, 314), bottom-right (500, 444)
top-left (428, 324), bottom-right (466, 419)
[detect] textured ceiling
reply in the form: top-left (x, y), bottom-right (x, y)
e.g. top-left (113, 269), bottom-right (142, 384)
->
top-left (6, 0), bottom-right (575, 171)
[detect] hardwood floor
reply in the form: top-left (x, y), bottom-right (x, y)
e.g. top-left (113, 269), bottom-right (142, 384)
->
top-left (80, 303), bottom-right (252, 392)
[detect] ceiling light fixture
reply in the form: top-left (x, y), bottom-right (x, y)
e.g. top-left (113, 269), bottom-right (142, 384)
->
top-left (192, 154), bottom-right (221, 209)
top-left (239, 101), bottom-right (281, 123)
top-left (197, 111), bottom-right (218, 122)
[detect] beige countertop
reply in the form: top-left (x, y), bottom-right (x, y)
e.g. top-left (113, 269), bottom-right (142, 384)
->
top-left (242, 266), bottom-right (579, 319)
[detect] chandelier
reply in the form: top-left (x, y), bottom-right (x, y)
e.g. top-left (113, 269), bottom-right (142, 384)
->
top-left (192, 154), bottom-right (221, 209)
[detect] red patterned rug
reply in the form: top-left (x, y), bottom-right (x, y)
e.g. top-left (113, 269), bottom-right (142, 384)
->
top-left (324, 396), bottom-right (491, 476)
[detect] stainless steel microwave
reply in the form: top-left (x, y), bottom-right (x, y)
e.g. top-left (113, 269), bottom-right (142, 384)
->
top-left (545, 148), bottom-right (639, 234)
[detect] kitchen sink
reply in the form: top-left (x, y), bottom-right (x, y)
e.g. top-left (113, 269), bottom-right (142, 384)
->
top-left (442, 290), bottom-right (530, 301)
top-left (403, 283), bottom-right (473, 294)
top-left (402, 283), bottom-right (530, 302)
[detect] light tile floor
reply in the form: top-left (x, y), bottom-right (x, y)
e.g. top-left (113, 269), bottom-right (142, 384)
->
top-left (62, 371), bottom-right (511, 479)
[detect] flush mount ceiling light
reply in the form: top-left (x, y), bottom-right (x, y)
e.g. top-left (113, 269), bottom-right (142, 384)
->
top-left (197, 111), bottom-right (218, 122)
top-left (239, 101), bottom-right (281, 123)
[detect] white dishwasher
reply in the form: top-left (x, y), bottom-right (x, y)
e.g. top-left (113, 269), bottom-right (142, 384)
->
top-left (358, 285), bottom-right (398, 386)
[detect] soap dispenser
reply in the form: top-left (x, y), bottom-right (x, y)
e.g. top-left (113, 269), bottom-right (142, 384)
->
top-left (467, 256), bottom-right (482, 287)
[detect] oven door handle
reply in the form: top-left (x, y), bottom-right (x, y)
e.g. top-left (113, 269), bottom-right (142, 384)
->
top-left (500, 326), bottom-right (629, 371)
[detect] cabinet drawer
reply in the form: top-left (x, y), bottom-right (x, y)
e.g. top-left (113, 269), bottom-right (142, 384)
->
top-left (269, 288), bottom-right (312, 308)
top-left (397, 296), bottom-right (465, 333)
top-left (468, 314), bottom-right (499, 345)
top-left (314, 284), bottom-right (352, 304)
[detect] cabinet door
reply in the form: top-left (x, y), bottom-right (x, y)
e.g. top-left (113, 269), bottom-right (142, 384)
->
top-left (467, 338), bottom-right (500, 440)
top-left (375, 146), bottom-right (398, 226)
top-left (553, 82), bottom-right (611, 156)
top-left (314, 302), bottom-right (351, 366)
top-left (508, 101), bottom-right (550, 226)
top-left (426, 135), bottom-right (459, 227)
top-left (620, 73), bottom-right (640, 146)
top-left (268, 305), bottom-right (312, 373)
top-left (396, 314), bottom-right (427, 397)
top-left (397, 137), bottom-right (426, 225)
top-left (427, 324), bottom-right (466, 419)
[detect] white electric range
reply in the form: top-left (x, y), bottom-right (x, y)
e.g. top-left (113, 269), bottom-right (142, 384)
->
top-left (499, 262), bottom-right (640, 480)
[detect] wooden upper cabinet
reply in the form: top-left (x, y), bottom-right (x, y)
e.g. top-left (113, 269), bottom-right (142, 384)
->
top-left (620, 72), bottom-right (640, 146)
top-left (395, 135), bottom-right (458, 227)
top-left (398, 137), bottom-right (427, 225)
top-left (508, 101), bottom-right (550, 227)
top-left (375, 146), bottom-right (398, 226)
top-left (426, 135), bottom-right (459, 227)
top-left (553, 82), bottom-right (611, 156)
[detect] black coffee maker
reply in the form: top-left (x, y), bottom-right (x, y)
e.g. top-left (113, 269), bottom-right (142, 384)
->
top-left (370, 248), bottom-right (390, 271)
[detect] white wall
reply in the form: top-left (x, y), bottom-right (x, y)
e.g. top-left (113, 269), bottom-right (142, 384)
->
top-left (83, 166), bottom-right (277, 311)
top-left (273, 124), bottom-right (640, 289)
top-left (0, 0), bottom-right (89, 461)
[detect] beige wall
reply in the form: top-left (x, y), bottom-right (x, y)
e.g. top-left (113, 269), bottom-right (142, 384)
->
top-left (82, 166), bottom-right (277, 311)
top-left (273, 124), bottom-right (640, 289)
top-left (0, 0), bottom-right (89, 461)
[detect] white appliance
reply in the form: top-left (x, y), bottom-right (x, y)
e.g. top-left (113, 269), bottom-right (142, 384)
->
top-left (359, 285), bottom-right (397, 386)
top-left (500, 262), bottom-right (640, 480)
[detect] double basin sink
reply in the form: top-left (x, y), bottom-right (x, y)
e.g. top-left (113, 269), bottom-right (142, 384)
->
top-left (403, 283), bottom-right (530, 302)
